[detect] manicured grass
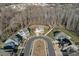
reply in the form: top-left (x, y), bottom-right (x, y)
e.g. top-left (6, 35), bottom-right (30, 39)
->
top-left (47, 26), bottom-right (79, 45)
top-left (17, 39), bottom-right (28, 55)
top-left (58, 28), bottom-right (79, 45)
top-left (43, 28), bottom-right (50, 35)
top-left (47, 30), bottom-right (53, 38)
top-left (0, 40), bottom-right (3, 48)
top-left (30, 29), bottom-right (35, 36)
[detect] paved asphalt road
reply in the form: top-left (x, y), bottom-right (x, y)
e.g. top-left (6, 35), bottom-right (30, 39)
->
top-left (23, 35), bottom-right (56, 56)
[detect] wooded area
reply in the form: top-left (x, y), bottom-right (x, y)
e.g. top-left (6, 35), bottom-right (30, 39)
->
top-left (0, 3), bottom-right (79, 41)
